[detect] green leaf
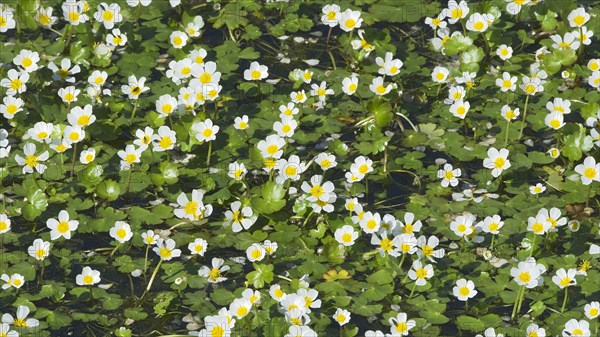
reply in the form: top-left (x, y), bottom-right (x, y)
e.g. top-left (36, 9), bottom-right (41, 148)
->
top-left (246, 263), bottom-right (274, 288)
top-left (456, 315), bottom-right (485, 331)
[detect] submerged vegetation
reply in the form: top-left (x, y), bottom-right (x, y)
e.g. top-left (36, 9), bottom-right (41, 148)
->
top-left (0, 0), bottom-right (599, 336)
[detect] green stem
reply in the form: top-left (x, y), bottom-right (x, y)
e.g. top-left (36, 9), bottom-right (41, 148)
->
top-left (408, 281), bottom-right (418, 299)
top-left (511, 285), bottom-right (524, 320)
top-left (125, 165), bottom-right (133, 195)
top-left (140, 260), bottom-right (163, 300)
top-left (206, 141), bottom-right (212, 167)
top-left (560, 286), bottom-right (568, 313)
top-left (516, 286), bottom-right (526, 316)
top-left (465, 299), bottom-right (469, 312)
top-left (490, 234), bottom-right (495, 251)
top-left (70, 142), bottom-right (78, 177)
top-left (529, 235), bottom-right (536, 257)
top-left (504, 120), bottom-right (510, 146)
top-left (129, 100), bottom-right (140, 125)
top-left (518, 94), bottom-right (530, 141)
top-left (302, 210), bottom-right (314, 227)
top-left (109, 244), bottom-right (120, 258)
top-left (143, 244), bottom-right (150, 283)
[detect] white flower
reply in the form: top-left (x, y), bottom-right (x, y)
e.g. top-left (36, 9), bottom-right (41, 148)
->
top-left (431, 66), bottom-right (449, 83)
top-left (76, 266), bottom-right (101, 286)
top-left (188, 238), bottom-right (208, 256)
top-left (526, 324), bottom-right (546, 337)
top-left (417, 235), bottom-right (445, 262)
top-left (170, 31), bottom-right (188, 49)
top-left (246, 243), bottom-right (266, 262)
top-left (257, 134), bottom-right (286, 159)
top-left (15, 143), bottom-right (49, 174)
top-left (290, 90), bottom-right (307, 103)
top-left (0, 214), bottom-right (10, 234)
top-left (13, 49), bottom-right (40, 73)
top-left (589, 70), bottom-right (600, 89)
top-left (466, 13), bottom-right (488, 32)
top-left (575, 156), bottom-right (600, 185)
top-left (225, 201), bottom-right (257, 233)
top-left (438, 163), bottom-right (461, 187)
top-left (527, 213), bottom-right (551, 235)
top-left (141, 230), bottom-right (159, 245)
top-left (351, 155), bottom-right (373, 176)
top-left (394, 233), bottom-right (417, 255)
top-left (263, 240), bottom-right (278, 255)
top-left (496, 44), bottom-right (513, 60)
top-left (107, 28), bottom-right (127, 47)
top-left (126, 0), bottom-right (152, 6)
top-left (425, 14), bottom-right (447, 30)
top-left (408, 260), bottom-right (434, 285)
top-left (48, 58), bottom-right (81, 83)
top-left (1, 305), bottom-right (39, 328)
top-left (333, 308), bottom-right (351, 325)
top-left (447, 85), bottom-right (466, 102)
top-left (449, 100), bottom-right (470, 119)
top-left (174, 189), bottom-right (212, 221)
top-left (551, 32), bottom-right (580, 50)
top-left (453, 278), bottom-right (477, 301)
top-left (450, 214), bottom-right (475, 238)
top-left (234, 115), bottom-right (249, 130)
top-left (155, 94), bottom-right (177, 117)
top-left (151, 126), bottom-right (176, 152)
top-left (338, 9), bottom-right (362, 32)
top-left (388, 312), bottom-right (416, 336)
top-left (94, 3), bottom-right (122, 29)
top-left (273, 116), bottom-right (297, 138)
top-left (279, 102), bottom-right (299, 118)
top-left (58, 86), bottom-right (80, 103)
top-left (79, 148), bottom-right (96, 164)
top-left (244, 62), bottom-right (269, 81)
top-left (68, 105), bottom-right (96, 128)
top-left (442, 0), bottom-right (469, 24)
top-left (520, 76), bottom-right (543, 95)
top-left (0, 8), bottom-right (16, 33)
top-left (27, 239), bottom-right (50, 261)
top-left (505, 0), bottom-right (528, 15)
top-left (476, 328), bottom-right (504, 337)
top-left (562, 319), bottom-right (590, 337)
top-left (567, 7), bottom-right (589, 28)
top-left (501, 105), bottom-right (520, 121)
top-left (310, 81), bottom-right (334, 101)
top-left (530, 183), bottom-right (546, 195)
top-left (153, 238), bottom-right (182, 261)
top-left (496, 72), bottom-right (517, 92)
top-left (185, 16), bottom-right (204, 37)
top-left (228, 162), bottom-right (247, 180)
top-left (276, 155), bottom-right (306, 182)
top-left (47, 210), bottom-right (79, 240)
top-left (198, 257), bottom-right (230, 283)
top-left (510, 257), bottom-right (546, 288)
top-left (301, 175), bottom-right (335, 203)
top-left (118, 144), bottom-right (142, 170)
top-left (335, 225), bottom-right (358, 246)
top-left (376, 52), bottom-right (403, 76)
top-left (545, 112), bottom-right (565, 130)
top-left (109, 221), bottom-right (133, 243)
top-left (134, 126), bottom-right (154, 149)
top-left (546, 97), bottom-right (571, 114)
top-left (62, 1), bottom-right (89, 25)
top-left (1, 273), bottom-right (24, 289)
top-left (315, 152), bottom-right (337, 170)
top-left (1, 69), bottom-right (29, 96)
top-left (552, 268), bottom-right (577, 289)
top-left (121, 75), bottom-right (149, 99)
top-left (284, 325), bottom-right (317, 337)
top-left (321, 4), bottom-right (340, 27)
top-left (0, 96), bottom-right (24, 119)
top-left (342, 76), bottom-right (359, 95)
top-left (483, 148), bottom-right (511, 177)
top-left (584, 301), bottom-right (600, 319)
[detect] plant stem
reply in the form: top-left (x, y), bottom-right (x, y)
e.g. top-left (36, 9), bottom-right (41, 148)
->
top-left (516, 286), bottom-right (526, 316)
top-left (465, 299), bottom-right (469, 312)
top-left (560, 286), bottom-right (568, 313)
top-left (141, 260), bottom-right (163, 300)
top-left (529, 235), bottom-right (536, 257)
top-left (511, 285), bottom-right (524, 320)
top-left (504, 120), bottom-right (510, 146)
top-left (490, 234), bottom-right (495, 251)
top-left (125, 165), bottom-right (133, 195)
top-left (129, 100), bottom-right (140, 125)
top-left (143, 244), bottom-right (150, 283)
top-left (206, 141), bottom-right (212, 167)
top-left (518, 94), bottom-right (530, 141)
top-left (70, 142), bottom-right (78, 177)
top-left (408, 281), bottom-right (418, 299)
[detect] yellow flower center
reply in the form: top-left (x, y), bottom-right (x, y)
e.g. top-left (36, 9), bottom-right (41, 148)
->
top-left (415, 268), bottom-right (427, 279)
top-left (13, 278), bottom-right (22, 286)
top-left (503, 79), bottom-right (513, 88)
top-left (380, 237), bottom-right (393, 252)
top-left (422, 245), bottom-right (433, 256)
top-left (310, 185), bottom-right (324, 198)
top-left (251, 70), bottom-right (262, 79)
top-left (358, 164), bottom-right (369, 174)
top-left (103, 10), bottom-right (114, 21)
top-left (125, 153), bottom-right (137, 163)
top-left (131, 86), bottom-right (141, 95)
top-left (336, 313), bottom-right (346, 322)
top-left (184, 201), bottom-right (198, 215)
top-left (57, 221), bottom-right (70, 233)
top-left (25, 155), bottom-right (39, 168)
top-left (589, 308), bottom-right (599, 317)
top-left (161, 104), bottom-right (173, 114)
top-left (36, 249), bottom-right (47, 259)
top-left (10, 79), bottom-right (22, 90)
top-left (281, 124), bottom-right (291, 134)
top-left (237, 306), bottom-right (248, 317)
top-left (572, 329), bottom-right (583, 335)
top-left (457, 223), bottom-right (467, 233)
top-left (22, 58), bottom-right (33, 68)
top-left (573, 15), bottom-right (585, 26)
top-left (116, 228), bottom-right (127, 239)
top-left (39, 14), bottom-right (51, 25)
top-left (494, 157), bottom-right (505, 169)
top-left (583, 167), bottom-right (597, 179)
top-left (459, 286), bottom-right (470, 296)
top-left (348, 83), bottom-right (357, 92)
top-left (524, 84), bottom-right (536, 95)
top-left (78, 115), bottom-right (91, 126)
top-left (549, 119), bottom-right (561, 129)
top-left (14, 318), bottom-right (27, 327)
top-left (251, 249), bottom-right (262, 260)
top-left (451, 8), bottom-right (462, 19)
top-left (0, 221), bottom-right (7, 231)
top-left (473, 21), bottom-right (484, 31)
top-left (344, 19), bottom-right (356, 29)
top-left (519, 272), bottom-right (531, 283)
top-left (173, 36), bottom-right (183, 46)
top-left (69, 11), bottom-right (80, 22)
top-left (159, 247), bottom-right (172, 259)
top-left (70, 132), bottom-right (80, 141)
top-left (181, 67), bottom-right (191, 75)
top-left (327, 11), bottom-right (336, 20)
top-left (211, 326), bottom-right (225, 337)
top-left (342, 233), bottom-right (353, 243)
top-left (395, 322), bottom-right (408, 333)
top-left (559, 277), bottom-right (571, 287)
top-left (83, 275), bottom-right (94, 284)
top-left (266, 144), bottom-right (279, 155)
top-left (208, 267), bottom-right (221, 281)
top-left (159, 136), bottom-right (173, 149)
